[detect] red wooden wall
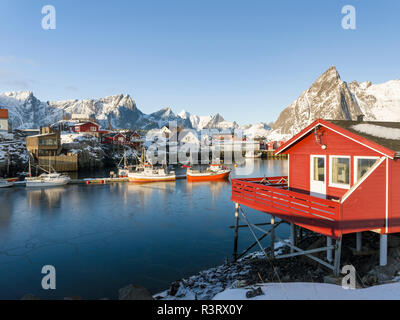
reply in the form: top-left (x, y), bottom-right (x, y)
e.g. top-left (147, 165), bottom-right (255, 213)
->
top-left (286, 127), bottom-right (382, 199)
top-left (341, 160), bottom-right (386, 234)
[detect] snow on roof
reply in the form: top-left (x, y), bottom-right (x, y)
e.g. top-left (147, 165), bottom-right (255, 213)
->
top-left (28, 133), bottom-right (57, 138)
top-left (351, 123), bottom-right (400, 140)
top-left (74, 121), bottom-right (99, 127)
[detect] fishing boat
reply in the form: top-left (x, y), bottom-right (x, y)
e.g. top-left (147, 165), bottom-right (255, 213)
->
top-left (117, 150), bottom-right (130, 177)
top-left (25, 157), bottom-right (70, 188)
top-left (128, 165), bottom-right (176, 183)
top-left (128, 147), bottom-right (175, 183)
top-left (25, 173), bottom-right (71, 187)
top-left (245, 150), bottom-right (262, 158)
top-left (0, 179), bottom-right (14, 188)
top-left (186, 164), bottom-right (231, 182)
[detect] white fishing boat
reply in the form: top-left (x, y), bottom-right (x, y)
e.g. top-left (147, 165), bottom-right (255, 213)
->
top-left (25, 156), bottom-right (70, 188)
top-left (0, 179), bottom-right (14, 188)
top-left (245, 150), bottom-right (262, 158)
top-left (128, 165), bottom-right (176, 183)
top-left (25, 173), bottom-right (71, 188)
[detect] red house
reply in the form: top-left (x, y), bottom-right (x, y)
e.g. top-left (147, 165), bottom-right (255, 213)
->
top-left (72, 121), bottom-right (99, 133)
top-left (231, 118), bottom-right (400, 272)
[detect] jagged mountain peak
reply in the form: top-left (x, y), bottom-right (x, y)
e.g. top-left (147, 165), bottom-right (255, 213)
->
top-left (270, 67), bottom-right (400, 140)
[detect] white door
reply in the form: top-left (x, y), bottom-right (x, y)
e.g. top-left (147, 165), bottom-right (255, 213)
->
top-left (310, 155), bottom-right (326, 199)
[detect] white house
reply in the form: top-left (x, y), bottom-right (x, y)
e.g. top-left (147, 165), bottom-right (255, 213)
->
top-left (179, 130), bottom-right (200, 146)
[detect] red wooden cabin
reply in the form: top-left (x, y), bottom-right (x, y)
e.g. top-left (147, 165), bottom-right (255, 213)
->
top-left (72, 121), bottom-right (100, 133)
top-left (266, 141), bottom-right (275, 151)
top-left (231, 118), bottom-right (400, 267)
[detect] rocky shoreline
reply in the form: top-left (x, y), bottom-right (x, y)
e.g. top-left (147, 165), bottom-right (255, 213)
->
top-left (155, 231), bottom-right (400, 300)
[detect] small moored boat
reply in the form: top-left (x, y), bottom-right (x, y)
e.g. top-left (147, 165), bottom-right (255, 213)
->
top-left (25, 173), bottom-right (71, 188)
top-left (186, 164), bottom-right (231, 182)
top-left (0, 179), bottom-right (14, 188)
top-left (128, 165), bottom-right (176, 183)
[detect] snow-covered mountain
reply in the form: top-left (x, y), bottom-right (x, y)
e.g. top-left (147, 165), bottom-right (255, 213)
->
top-left (0, 91), bottom-right (239, 132)
top-left (0, 91), bottom-right (62, 129)
top-left (240, 123), bottom-right (271, 139)
top-left (270, 66), bottom-right (400, 140)
top-left (49, 94), bottom-right (144, 129)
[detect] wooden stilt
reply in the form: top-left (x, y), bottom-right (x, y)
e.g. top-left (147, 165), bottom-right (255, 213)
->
top-left (290, 223), bottom-right (295, 253)
top-left (270, 216), bottom-right (275, 258)
top-left (333, 237), bottom-right (342, 277)
top-left (327, 237), bottom-right (333, 263)
top-left (380, 234), bottom-right (388, 267)
top-left (233, 203), bottom-right (240, 262)
top-left (356, 232), bottom-right (362, 252)
top-left (299, 226), bottom-right (303, 241)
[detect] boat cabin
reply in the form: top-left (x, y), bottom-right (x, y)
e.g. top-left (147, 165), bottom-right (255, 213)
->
top-left (232, 118), bottom-right (400, 252)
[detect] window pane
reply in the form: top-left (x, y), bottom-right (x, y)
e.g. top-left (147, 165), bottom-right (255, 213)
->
top-left (331, 157), bottom-right (350, 185)
top-left (313, 157), bottom-right (325, 182)
top-left (357, 158), bottom-right (377, 182)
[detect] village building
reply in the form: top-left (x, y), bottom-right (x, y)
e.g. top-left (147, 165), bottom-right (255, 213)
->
top-left (0, 109), bottom-right (9, 132)
top-left (26, 127), bottom-right (78, 172)
top-left (26, 127), bottom-right (61, 158)
top-left (231, 118), bottom-right (400, 274)
top-left (72, 121), bottom-right (100, 134)
top-left (101, 131), bottom-right (142, 150)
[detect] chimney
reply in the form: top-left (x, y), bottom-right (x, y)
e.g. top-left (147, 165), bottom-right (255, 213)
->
top-left (357, 114), bottom-right (365, 122)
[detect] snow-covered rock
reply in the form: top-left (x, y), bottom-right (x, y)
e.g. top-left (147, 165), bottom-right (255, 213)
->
top-left (241, 123), bottom-right (271, 139)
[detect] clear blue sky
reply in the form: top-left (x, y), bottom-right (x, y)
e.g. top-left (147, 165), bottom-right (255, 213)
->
top-left (0, 0), bottom-right (399, 124)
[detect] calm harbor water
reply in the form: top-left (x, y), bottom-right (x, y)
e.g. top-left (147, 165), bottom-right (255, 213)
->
top-left (0, 159), bottom-right (288, 299)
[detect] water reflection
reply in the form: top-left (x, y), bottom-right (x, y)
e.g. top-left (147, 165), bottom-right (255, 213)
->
top-left (0, 159), bottom-right (288, 299)
top-left (27, 187), bottom-right (65, 213)
top-left (0, 192), bottom-right (12, 229)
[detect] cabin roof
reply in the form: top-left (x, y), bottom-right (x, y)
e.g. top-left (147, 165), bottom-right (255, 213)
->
top-left (0, 109), bottom-right (9, 119)
top-left (73, 121), bottom-right (99, 127)
top-left (329, 120), bottom-right (400, 156)
top-left (276, 119), bottom-right (400, 159)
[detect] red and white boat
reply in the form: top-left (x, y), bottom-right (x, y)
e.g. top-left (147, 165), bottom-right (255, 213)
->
top-left (186, 164), bottom-right (231, 182)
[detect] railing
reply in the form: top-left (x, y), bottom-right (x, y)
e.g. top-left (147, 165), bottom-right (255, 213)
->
top-left (231, 177), bottom-right (341, 224)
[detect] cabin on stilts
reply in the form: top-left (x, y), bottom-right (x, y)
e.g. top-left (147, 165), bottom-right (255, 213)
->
top-left (231, 117), bottom-right (400, 275)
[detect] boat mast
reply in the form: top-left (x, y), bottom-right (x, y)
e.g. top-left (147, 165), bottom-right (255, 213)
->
top-left (28, 155), bottom-right (31, 177)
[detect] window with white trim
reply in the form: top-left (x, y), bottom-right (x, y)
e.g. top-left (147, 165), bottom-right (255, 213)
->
top-left (354, 157), bottom-right (379, 183)
top-left (330, 156), bottom-right (350, 188)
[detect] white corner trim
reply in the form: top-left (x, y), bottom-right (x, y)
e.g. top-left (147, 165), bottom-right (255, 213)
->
top-left (386, 157), bottom-right (389, 234)
top-left (341, 157), bottom-right (386, 203)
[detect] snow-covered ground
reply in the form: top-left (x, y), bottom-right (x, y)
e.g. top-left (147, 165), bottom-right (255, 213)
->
top-left (213, 281), bottom-right (400, 300)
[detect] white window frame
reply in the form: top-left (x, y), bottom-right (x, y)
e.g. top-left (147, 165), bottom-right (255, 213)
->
top-left (310, 155), bottom-right (327, 183)
top-left (329, 155), bottom-right (351, 190)
top-left (354, 156), bottom-right (380, 184)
